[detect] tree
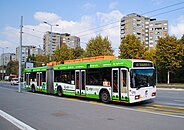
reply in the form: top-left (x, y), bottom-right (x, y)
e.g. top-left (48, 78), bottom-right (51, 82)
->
top-left (26, 54), bottom-right (49, 67)
top-left (119, 34), bottom-right (147, 59)
top-left (52, 44), bottom-right (72, 63)
top-left (179, 34), bottom-right (184, 44)
top-left (70, 47), bottom-right (85, 59)
top-left (156, 35), bottom-right (184, 84)
top-left (35, 54), bottom-right (50, 67)
top-left (5, 61), bottom-right (19, 76)
top-left (144, 48), bottom-right (156, 64)
top-left (85, 35), bottom-right (114, 57)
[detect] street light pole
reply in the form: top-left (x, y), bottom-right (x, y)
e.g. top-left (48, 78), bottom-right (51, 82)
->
top-left (43, 21), bottom-right (59, 61)
top-left (18, 16), bottom-right (23, 93)
top-left (0, 47), bottom-right (8, 80)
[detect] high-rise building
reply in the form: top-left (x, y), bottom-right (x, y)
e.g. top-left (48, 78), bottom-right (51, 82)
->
top-left (120, 13), bottom-right (168, 48)
top-left (43, 32), bottom-right (80, 56)
top-left (0, 53), bottom-right (16, 66)
top-left (16, 46), bottom-right (43, 64)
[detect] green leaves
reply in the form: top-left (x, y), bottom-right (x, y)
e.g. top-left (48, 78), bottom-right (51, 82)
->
top-left (52, 44), bottom-right (85, 63)
top-left (5, 61), bottom-right (19, 76)
top-left (119, 34), bottom-right (147, 59)
top-left (85, 35), bottom-right (114, 57)
top-left (156, 35), bottom-right (183, 71)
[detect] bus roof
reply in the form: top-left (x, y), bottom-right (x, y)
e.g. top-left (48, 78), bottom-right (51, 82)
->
top-left (54, 59), bottom-right (133, 70)
top-left (24, 58), bottom-right (153, 72)
top-left (24, 66), bottom-right (47, 72)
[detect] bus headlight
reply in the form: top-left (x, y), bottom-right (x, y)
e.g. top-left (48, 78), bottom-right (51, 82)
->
top-left (152, 92), bottom-right (156, 96)
top-left (135, 95), bottom-right (140, 100)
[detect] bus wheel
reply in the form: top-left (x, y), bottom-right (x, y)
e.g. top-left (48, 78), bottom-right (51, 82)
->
top-left (100, 90), bottom-right (110, 103)
top-left (31, 85), bottom-right (36, 93)
top-left (57, 86), bottom-right (63, 97)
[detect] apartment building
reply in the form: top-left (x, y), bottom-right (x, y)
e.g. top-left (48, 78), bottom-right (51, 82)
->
top-left (43, 32), bottom-right (80, 55)
top-left (120, 13), bottom-right (168, 48)
top-left (0, 53), bottom-right (16, 66)
top-left (16, 46), bottom-right (43, 64)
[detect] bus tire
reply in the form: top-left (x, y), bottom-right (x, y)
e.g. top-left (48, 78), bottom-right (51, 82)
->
top-left (100, 90), bottom-right (110, 103)
top-left (57, 86), bottom-right (63, 97)
top-left (31, 85), bottom-right (36, 93)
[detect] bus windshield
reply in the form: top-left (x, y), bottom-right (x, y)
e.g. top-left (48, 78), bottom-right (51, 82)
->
top-left (130, 69), bottom-right (155, 89)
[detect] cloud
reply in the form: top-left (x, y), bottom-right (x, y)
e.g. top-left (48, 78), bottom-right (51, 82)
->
top-left (97, 10), bottom-right (123, 23)
top-left (34, 12), bottom-right (61, 23)
top-left (82, 2), bottom-right (96, 10)
top-left (151, 0), bottom-right (164, 5)
top-left (0, 40), bottom-right (12, 49)
top-left (170, 16), bottom-right (184, 38)
top-left (1, 10), bottom-right (124, 56)
top-left (96, 10), bottom-right (124, 56)
top-left (109, 1), bottom-right (118, 9)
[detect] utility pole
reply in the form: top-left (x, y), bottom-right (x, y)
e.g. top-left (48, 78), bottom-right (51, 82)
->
top-left (18, 16), bottom-right (23, 93)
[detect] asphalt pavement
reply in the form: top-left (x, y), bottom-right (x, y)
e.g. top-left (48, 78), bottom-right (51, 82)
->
top-left (0, 84), bottom-right (184, 130)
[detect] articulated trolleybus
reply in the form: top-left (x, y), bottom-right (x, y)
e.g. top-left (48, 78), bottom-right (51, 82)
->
top-left (24, 56), bottom-right (156, 103)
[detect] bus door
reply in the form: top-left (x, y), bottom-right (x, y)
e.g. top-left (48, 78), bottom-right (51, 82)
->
top-left (112, 68), bottom-right (119, 100)
top-left (75, 70), bottom-right (86, 96)
top-left (36, 72), bottom-right (42, 89)
top-left (120, 68), bottom-right (128, 101)
top-left (26, 73), bottom-right (30, 86)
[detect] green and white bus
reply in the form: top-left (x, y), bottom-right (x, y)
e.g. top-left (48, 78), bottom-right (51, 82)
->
top-left (24, 57), bottom-right (156, 103)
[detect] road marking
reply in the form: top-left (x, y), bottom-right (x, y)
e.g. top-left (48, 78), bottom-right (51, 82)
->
top-left (157, 88), bottom-right (184, 91)
top-left (15, 90), bottom-right (184, 119)
top-left (89, 101), bottom-right (103, 104)
top-left (0, 110), bottom-right (36, 130)
top-left (1, 86), bottom-right (184, 119)
top-left (173, 100), bottom-right (184, 103)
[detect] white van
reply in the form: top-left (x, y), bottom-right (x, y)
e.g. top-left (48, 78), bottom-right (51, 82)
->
top-left (10, 78), bottom-right (19, 85)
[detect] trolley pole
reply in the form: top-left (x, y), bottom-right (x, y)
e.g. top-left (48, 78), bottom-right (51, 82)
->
top-left (18, 16), bottom-right (23, 93)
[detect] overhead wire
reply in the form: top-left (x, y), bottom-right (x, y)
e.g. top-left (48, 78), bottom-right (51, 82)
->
top-left (76, 1), bottom-right (184, 36)
top-left (23, 2), bottom-right (184, 40)
top-left (78, 6), bottom-right (184, 38)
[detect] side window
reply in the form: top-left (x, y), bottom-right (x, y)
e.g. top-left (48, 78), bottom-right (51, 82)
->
top-left (61, 70), bottom-right (71, 84)
top-left (113, 70), bottom-right (118, 92)
top-left (71, 70), bottom-right (75, 84)
top-left (54, 70), bottom-right (61, 82)
top-left (101, 68), bottom-right (111, 86)
top-left (86, 69), bottom-right (100, 85)
top-left (86, 68), bottom-right (111, 86)
top-left (30, 72), bottom-right (36, 82)
top-left (42, 71), bottom-right (46, 82)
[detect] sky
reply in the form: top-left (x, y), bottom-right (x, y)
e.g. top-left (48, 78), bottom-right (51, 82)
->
top-left (0, 0), bottom-right (184, 56)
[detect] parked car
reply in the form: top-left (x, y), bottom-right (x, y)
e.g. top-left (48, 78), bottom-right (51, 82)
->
top-left (10, 78), bottom-right (19, 85)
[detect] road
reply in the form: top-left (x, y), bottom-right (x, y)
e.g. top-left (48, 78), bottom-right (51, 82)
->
top-left (0, 82), bottom-right (184, 130)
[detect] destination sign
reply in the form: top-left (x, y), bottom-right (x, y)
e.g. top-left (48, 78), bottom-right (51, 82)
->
top-left (133, 62), bottom-right (153, 67)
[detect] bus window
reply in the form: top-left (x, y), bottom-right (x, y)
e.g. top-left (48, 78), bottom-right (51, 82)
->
top-left (61, 70), bottom-right (71, 84)
top-left (121, 69), bottom-right (127, 93)
top-left (71, 70), bottom-right (75, 84)
top-left (42, 71), bottom-right (46, 82)
top-left (82, 71), bottom-right (85, 90)
top-left (86, 69), bottom-right (100, 85)
top-left (113, 70), bottom-right (118, 92)
top-left (54, 70), bottom-right (61, 82)
top-left (76, 72), bottom-right (80, 89)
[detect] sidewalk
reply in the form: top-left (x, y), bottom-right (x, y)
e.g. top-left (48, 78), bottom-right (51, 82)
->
top-left (157, 83), bottom-right (184, 89)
